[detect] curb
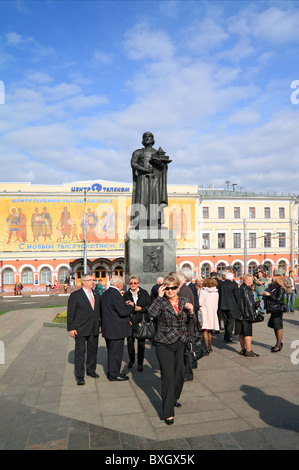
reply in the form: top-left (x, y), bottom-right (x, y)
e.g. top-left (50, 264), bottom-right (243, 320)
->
top-left (43, 322), bottom-right (67, 328)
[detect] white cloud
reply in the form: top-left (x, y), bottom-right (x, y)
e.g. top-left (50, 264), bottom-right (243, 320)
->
top-left (123, 23), bottom-right (174, 61)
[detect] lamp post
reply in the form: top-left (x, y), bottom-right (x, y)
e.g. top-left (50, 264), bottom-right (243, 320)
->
top-left (83, 189), bottom-right (87, 274)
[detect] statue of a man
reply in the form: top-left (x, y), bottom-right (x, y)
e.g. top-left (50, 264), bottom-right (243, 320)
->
top-left (131, 132), bottom-right (171, 229)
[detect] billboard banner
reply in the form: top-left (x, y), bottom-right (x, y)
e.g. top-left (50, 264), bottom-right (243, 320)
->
top-left (0, 196), bottom-right (196, 253)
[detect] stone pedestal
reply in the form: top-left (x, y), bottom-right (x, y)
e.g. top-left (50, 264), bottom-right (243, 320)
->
top-left (124, 228), bottom-right (176, 294)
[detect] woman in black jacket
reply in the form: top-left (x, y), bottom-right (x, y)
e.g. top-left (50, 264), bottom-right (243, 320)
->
top-left (263, 274), bottom-right (286, 352)
top-left (123, 275), bottom-right (151, 371)
top-left (235, 274), bottom-right (260, 357)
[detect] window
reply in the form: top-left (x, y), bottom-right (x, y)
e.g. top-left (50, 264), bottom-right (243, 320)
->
top-left (114, 265), bottom-right (124, 276)
top-left (233, 233), bottom-right (241, 248)
top-left (217, 262), bottom-right (227, 274)
top-left (278, 232), bottom-right (286, 247)
top-left (234, 207), bottom-right (240, 218)
top-left (59, 267), bottom-right (69, 283)
top-left (249, 207), bottom-right (256, 218)
top-left (202, 233), bottom-right (210, 249)
top-left (3, 268), bottom-right (14, 285)
top-left (248, 262), bottom-right (257, 275)
top-left (249, 233), bottom-right (256, 248)
top-left (279, 207), bottom-right (285, 218)
top-left (77, 266), bottom-right (84, 279)
top-left (22, 267), bottom-right (33, 285)
top-left (95, 267), bottom-right (106, 279)
top-left (264, 207), bottom-right (271, 218)
top-left (218, 233), bottom-right (226, 249)
top-left (264, 232), bottom-right (271, 248)
top-left (202, 207), bottom-right (209, 219)
top-left (201, 263), bottom-right (211, 278)
top-left (218, 207), bottom-right (225, 219)
top-left (233, 262), bottom-right (242, 277)
top-left (41, 267), bottom-right (51, 284)
top-left (278, 260), bottom-right (286, 273)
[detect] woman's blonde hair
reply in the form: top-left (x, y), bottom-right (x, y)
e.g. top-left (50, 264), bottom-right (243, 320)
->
top-left (272, 274), bottom-right (286, 290)
top-left (243, 274), bottom-right (253, 283)
top-left (164, 274), bottom-right (180, 287)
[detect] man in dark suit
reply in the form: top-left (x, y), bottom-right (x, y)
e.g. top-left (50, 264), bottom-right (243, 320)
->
top-left (67, 273), bottom-right (101, 385)
top-left (101, 276), bottom-right (134, 381)
top-left (218, 272), bottom-right (241, 342)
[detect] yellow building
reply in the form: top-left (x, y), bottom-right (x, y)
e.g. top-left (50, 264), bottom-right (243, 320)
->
top-left (0, 180), bottom-right (298, 293)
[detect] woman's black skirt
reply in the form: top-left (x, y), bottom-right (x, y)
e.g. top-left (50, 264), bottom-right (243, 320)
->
top-left (235, 319), bottom-right (253, 337)
top-left (267, 312), bottom-right (283, 330)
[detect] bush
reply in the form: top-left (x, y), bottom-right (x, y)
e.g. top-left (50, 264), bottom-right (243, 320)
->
top-left (53, 310), bottom-right (67, 324)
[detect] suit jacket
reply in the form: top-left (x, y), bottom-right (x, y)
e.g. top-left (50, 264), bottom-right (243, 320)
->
top-left (148, 295), bottom-right (193, 345)
top-left (218, 279), bottom-right (241, 313)
top-left (100, 286), bottom-right (134, 339)
top-left (67, 288), bottom-right (101, 336)
top-left (123, 287), bottom-right (151, 325)
top-left (187, 282), bottom-right (199, 313)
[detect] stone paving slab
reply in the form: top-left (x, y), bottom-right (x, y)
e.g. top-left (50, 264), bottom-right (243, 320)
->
top-left (0, 307), bottom-right (299, 451)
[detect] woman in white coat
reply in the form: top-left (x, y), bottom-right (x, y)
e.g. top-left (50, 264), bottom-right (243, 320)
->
top-left (199, 277), bottom-right (219, 353)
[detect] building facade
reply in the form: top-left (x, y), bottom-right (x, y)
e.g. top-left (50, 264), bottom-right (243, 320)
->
top-left (0, 180), bottom-right (298, 292)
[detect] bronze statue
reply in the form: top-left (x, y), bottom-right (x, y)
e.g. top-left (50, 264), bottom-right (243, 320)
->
top-left (131, 132), bottom-right (172, 229)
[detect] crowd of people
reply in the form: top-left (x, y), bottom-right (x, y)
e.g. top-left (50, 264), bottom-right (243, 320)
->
top-left (66, 267), bottom-right (296, 426)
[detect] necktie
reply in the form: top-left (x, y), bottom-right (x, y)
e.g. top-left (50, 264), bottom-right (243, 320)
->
top-left (88, 290), bottom-right (95, 309)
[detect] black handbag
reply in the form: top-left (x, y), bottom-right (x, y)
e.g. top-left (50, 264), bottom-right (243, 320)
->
top-left (249, 310), bottom-right (264, 323)
top-left (133, 317), bottom-right (156, 340)
top-left (184, 334), bottom-right (207, 363)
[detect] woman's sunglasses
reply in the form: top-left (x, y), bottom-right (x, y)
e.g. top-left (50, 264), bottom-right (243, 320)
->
top-left (164, 286), bottom-right (178, 291)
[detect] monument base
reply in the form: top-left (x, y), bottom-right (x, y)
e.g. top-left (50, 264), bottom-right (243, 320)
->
top-left (124, 228), bottom-right (176, 294)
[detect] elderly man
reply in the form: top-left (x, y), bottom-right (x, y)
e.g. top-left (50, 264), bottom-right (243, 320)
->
top-left (67, 273), bottom-right (101, 385)
top-left (100, 276), bottom-right (134, 381)
top-left (218, 272), bottom-right (241, 342)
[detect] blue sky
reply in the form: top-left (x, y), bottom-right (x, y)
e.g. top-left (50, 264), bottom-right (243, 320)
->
top-left (0, 0), bottom-right (299, 193)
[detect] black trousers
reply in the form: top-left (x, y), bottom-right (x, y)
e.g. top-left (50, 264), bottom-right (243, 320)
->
top-left (105, 338), bottom-right (125, 379)
top-left (127, 336), bottom-right (145, 365)
top-left (155, 340), bottom-right (186, 420)
top-left (221, 309), bottom-right (235, 340)
top-left (74, 333), bottom-right (99, 379)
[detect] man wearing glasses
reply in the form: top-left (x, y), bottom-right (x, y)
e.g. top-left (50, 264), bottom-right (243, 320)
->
top-left (67, 273), bottom-right (101, 385)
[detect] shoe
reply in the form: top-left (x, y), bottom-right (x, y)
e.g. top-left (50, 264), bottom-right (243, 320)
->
top-left (244, 350), bottom-right (260, 357)
top-left (108, 375), bottom-right (129, 381)
top-left (240, 349), bottom-right (246, 355)
top-left (271, 343), bottom-right (283, 353)
top-left (174, 402), bottom-right (182, 408)
top-left (87, 372), bottom-right (99, 378)
top-left (128, 361), bottom-right (134, 369)
top-left (137, 365), bottom-right (143, 372)
top-left (165, 418), bottom-right (174, 425)
top-left (291, 310), bottom-right (295, 312)
top-left (224, 338), bottom-right (233, 343)
top-left (76, 378), bottom-right (85, 385)
top-left (184, 377), bottom-right (193, 382)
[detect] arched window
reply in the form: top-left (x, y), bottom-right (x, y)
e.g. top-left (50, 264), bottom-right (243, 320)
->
top-left (58, 267), bottom-right (69, 283)
top-left (22, 267), bottom-right (33, 285)
top-left (233, 262), bottom-right (242, 278)
top-left (94, 266), bottom-right (107, 280)
top-left (248, 261), bottom-right (257, 275)
top-left (217, 262), bottom-right (227, 274)
top-left (278, 260), bottom-right (286, 274)
top-left (114, 265), bottom-right (124, 277)
top-left (41, 267), bottom-right (51, 284)
top-left (201, 263), bottom-right (211, 278)
top-left (263, 261), bottom-right (272, 276)
top-left (3, 268), bottom-right (14, 285)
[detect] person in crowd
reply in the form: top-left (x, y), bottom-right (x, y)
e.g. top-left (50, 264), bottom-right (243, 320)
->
top-left (178, 268), bottom-right (199, 325)
top-left (236, 274), bottom-right (260, 357)
top-left (264, 274), bottom-right (286, 352)
top-left (194, 276), bottom-right (203, 293)
top-left (96, 279), bottom-right (105, 296)
top-left (148, 274), bottom-right (194, 426)
top-left (100, 276), bottom-right (134, 381)
top-left (67, 273), bottom-right (101, 385)
top-left (123, 275), bottom-right (151, 372)
top-left (199, 277), bottom-right (219, 354)
top-left (150, 276), bottom-right (164, 302)
top-left (253, 271), bottom-right (266, 314)
top-left (177, 272), bottom-right (196, 381)
top-left (217, 272), bottom-right (240, 342)
top-left (284, 270), bottom-right (296, 312)
top-left (210, 272), bottom-right (221, 332)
